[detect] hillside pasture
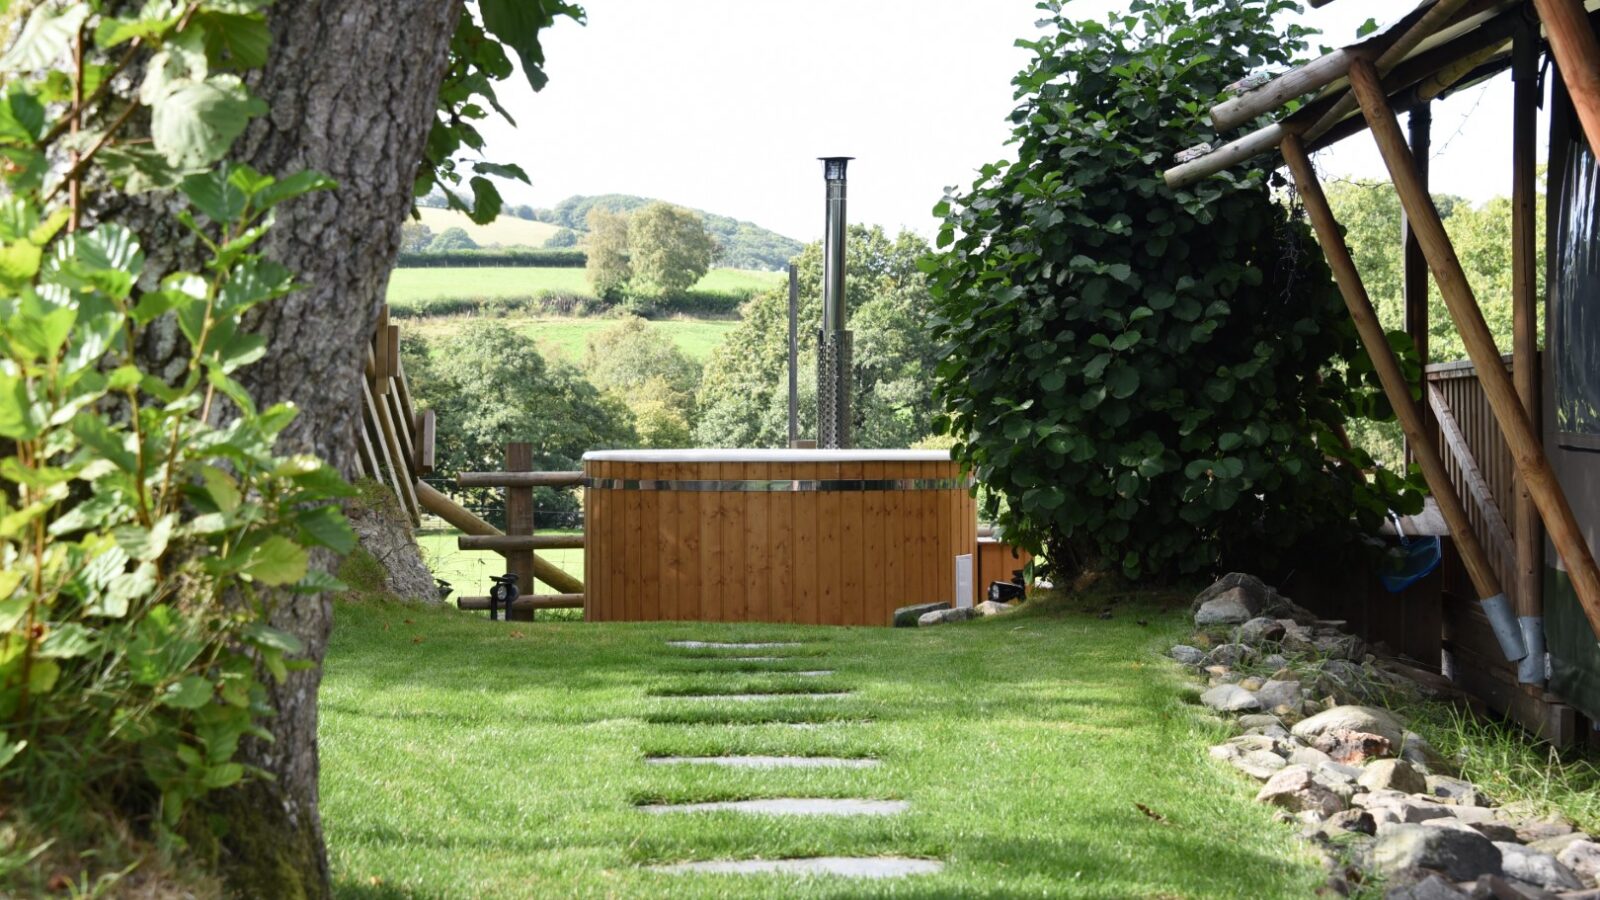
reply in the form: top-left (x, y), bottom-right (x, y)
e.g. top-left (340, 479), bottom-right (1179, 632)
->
top-left (414, 207), bottom-right (562, 248)
top-left (388, 266), bottom-right (784, 308)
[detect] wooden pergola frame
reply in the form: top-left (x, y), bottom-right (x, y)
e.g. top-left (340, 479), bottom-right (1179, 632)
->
top-left (1161, 0), bottom-right (1600, 650)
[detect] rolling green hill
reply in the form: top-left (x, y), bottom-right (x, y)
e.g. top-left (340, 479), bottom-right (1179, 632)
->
top-left (387, 266), bottom-right (783, 308)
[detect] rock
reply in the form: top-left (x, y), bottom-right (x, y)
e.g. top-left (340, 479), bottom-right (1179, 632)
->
top-left (1255, 679), bottom-right (1303, 711)
top-left (1493, 843), bottom-right (1584, 892)
top-left (1169, 644), bottom-right (1206, 665)
top-left (1513, 821), bottom-right (1577, 845)
top-left (1315, 633), bottom-right (1369, 661)
top-left (1466, 822), bottom-right (1523, 844)
top-left (1427, 776), bottom-right (1483, 807)
top-left (1325, 808), bottom-right (1378, 836)
top-left (894, 602), bottom-right (949, 627)
top-left (1382, 868), bottom-right (1469, 899)
top-left (1373, 824), bottom-right (1504, 881)
top-left (1466, 874), bottom-right (1556, 899)
top-left (1263, 655), bottom-right (1290, 671)
top-left (1403, 732), bottom-right (1447, 773)
top-left (1246, 724), bottom-right (1292, 741)
top-left (1289, 746), bottom-right (1333, 767)
top-left (1319, 761), bottom-right (1364, 785)
top-left (1359, 791), bottom-right (1455, 824)
top-left (1556, 841), bottom-right (1600, 887)
top-left (918, 607), bottom-right (974, 626)
top-left (1445, 806), bottom-right (1502, 826)
top-left (1200, 684), bottom-right (1261, 712)
top-left (1528, 834), bottom-right (1592, 857)
top-left (1193, 573), bottom-right (1272, 615)
top-left (1206, 643), bottom-right (1255, 668)
top-left (1232, 750), bottom-right (1288, 780)
top-left (1294, 705), bottom-right (1408, 747)
top-left (1226, 734), bottom-right (1286, 754)
top-left (1237, 616), bottom-right (1287, 645)
top-left (1255, 765), bottom-right (1346, 818)
top-left (1239, 714), bottom-right (1282, 729)
top-left (1196, 593), bottom-right (1255, 626)
top-left (973, 599), bottom-right (1017, 617)
top-left (1360, 759), bottom-right (1429, 794)
top-left (1209, 743), bottom-right (1240, 762)
top-left (1239, 676), bottom-right (1265, 691)
top-left (1315, 729), bottom-right (1394, 764)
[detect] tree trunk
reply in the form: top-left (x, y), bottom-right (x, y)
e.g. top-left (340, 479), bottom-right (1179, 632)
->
top-left (200, 2), bottom-right (463, 894)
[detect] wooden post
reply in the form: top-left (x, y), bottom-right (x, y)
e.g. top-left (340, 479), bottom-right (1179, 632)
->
top-left (1403, 101), bottom-right (1432, 468)
top-left (414, 480), bottom-right (585, 595)
top-left (1533, 0), bottom-right (1600, 156)
top-left (505, 442), bottom-right (536, 622)
top-left (1349, 58), bottom-right (1600, 638)
top-left (1282, 135), bottom-right (1506, 606)
top-left (1511, 26), bottom-right (1546, 682)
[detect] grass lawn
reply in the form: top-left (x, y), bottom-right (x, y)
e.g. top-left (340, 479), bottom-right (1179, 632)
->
top-left (406, 315), bottom-right (738, 363)
top-left (320, 590), bottom-right (1326, 898)
top-left (387, 266), bottom-right (784, 307)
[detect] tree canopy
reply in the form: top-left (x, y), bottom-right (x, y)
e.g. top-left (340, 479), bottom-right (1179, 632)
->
top-left (583, 316), bottom-right (702, 447)
top-left (628, 202), bottom-right (717, 297)
top-left (925, 0), bottom-right (1420, 580)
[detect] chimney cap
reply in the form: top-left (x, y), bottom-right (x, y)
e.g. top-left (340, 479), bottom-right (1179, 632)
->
top-left (819, 157), bottom-right (854, 179)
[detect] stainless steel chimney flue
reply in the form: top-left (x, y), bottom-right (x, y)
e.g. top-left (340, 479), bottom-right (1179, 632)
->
top-left (817, 156), bottom-right (854, 449)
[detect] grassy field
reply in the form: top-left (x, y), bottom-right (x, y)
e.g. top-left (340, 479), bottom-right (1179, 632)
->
top-left (406, 315), bottom-right (737, 364)
top-left (320, 590), bottom-right (1325, 898)
top-left (388, 266), bottom-right (784, 307)
top-left (414, 207), bottom-right (563, 248)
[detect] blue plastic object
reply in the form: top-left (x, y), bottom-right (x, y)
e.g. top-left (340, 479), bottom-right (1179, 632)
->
top-left (1378, 514), bottom-right (1442, 593)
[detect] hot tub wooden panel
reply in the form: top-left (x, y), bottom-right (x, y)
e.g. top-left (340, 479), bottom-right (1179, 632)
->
top-left (582, 451), bottom-right (977, 626)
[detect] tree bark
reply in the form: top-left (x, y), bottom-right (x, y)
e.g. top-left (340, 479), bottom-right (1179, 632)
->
top-left (202, 1), bottom-right (463, 893)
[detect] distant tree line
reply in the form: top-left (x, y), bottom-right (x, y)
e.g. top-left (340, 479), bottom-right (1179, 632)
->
top-left (533, 193), bottom-right (804, 270)
top-left (583, 202), bottom-right (718, 312)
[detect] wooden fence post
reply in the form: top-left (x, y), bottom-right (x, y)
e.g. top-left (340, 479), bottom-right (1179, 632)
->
top-left (505, 442), bottom-right (536, 622)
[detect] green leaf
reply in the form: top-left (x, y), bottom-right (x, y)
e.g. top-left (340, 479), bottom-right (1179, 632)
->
top-left (242, 621), bottom-right (303, 654)
top-left (1105, 365), bottom-right (1140, 400)
top-left (0, 4), bottom-right (90, 72)
top-left (466, 176), bottom-right (502, 224)
top-left (150, 75), bottom-right (266, 168)
top-left (38, 623), bottom-right (95, 659)
top-left (114, 514), bottom-right (174, 562)
top-left (72, 414), bottom-right (138, 474)
top-left (0, 735), bottom-right (24, 772)
top-left (195, 11), bottom-right (272, 68)
top-left (200, 465), bottom-right (241, 515)
top-left (161, 675), bottom-right (215, 710)
top-left (240, 536), bottom-right (308, 586)
top-left (202, 761), bottom-right (245, 789)
top-left (0, 86), bottom-right (44, 145)
top-left (253, 170), bottom-right (337, 210)
top-left (0, 371), bottom-right (38, 440)
top-left (295, 505), bottom-right (355, 554)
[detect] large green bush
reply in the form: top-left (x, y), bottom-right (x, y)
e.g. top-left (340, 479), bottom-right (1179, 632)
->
top-left (927, 0), bottom-right (1422, 580)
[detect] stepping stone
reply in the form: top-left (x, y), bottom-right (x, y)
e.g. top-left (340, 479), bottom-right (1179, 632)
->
top-left (721, 656), bottom-right (788, 662)
top-left (646, 755), bottom-right (879, 769)
top-left (639, 798), bottom-right (908, 816)
top-left (664, 693), bottom-right (851, 702)
top-left (652, 857), bottom-right (943, 878)
top-left (791, 671), bottom-right (835, 677)
top-left (666, 641), bottom-right (801, 649)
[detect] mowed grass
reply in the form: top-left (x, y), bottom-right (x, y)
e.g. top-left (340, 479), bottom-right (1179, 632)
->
top-left (319, 590), bottom-right (1326, 898)
top-left (406, 316), bottom-right (738, 363)
top-left (387, 266), bottom-right (784, 307)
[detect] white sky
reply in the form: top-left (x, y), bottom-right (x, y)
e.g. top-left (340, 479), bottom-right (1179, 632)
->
top-left (479, 1), bottom-right (1536, 243)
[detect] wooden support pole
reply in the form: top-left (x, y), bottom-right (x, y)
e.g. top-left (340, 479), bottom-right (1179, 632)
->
top-left (414, 480), bottom-right (585, 595)
top-left (457, 594), bottom-right (584, 612)
top-left (504, 442), bottom-right (536, 622)
top-left (1512, 24), bottom-right (1546, 683)
top-left (1349, 58), bottom-right (1600, 638)
top-left (457, 471), bottom-right (585, 488)
top-left (458, 534), bottom-right (586, 552)
top-left (417, 409), bottom-right (436, 475)
top-left (1533, 0), bottom-right (1600, 156)
top-left (1404, 101), bottom-right (1433, 467)
top-left (1282, 135), bottom-right (1505, 605)
top-left (1165, 124), bottom-right (1292, 189)
top-left (1211, 50), bottom-right (1355, 133)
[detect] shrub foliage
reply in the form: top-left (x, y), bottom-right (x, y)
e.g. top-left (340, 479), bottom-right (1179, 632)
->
top-left (926, 0), bottom-right (1422, 580)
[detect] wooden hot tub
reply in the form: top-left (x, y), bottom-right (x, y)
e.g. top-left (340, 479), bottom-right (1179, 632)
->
top-left (581, 449), bottom-right (978, 626)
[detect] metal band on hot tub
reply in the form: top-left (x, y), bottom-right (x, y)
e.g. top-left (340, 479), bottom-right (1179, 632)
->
top-left (585, 477), bottom-right (973, 492)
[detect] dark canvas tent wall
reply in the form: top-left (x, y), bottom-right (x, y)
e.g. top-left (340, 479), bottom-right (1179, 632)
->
top-left (1546, 82), bottom-right (1600, 721)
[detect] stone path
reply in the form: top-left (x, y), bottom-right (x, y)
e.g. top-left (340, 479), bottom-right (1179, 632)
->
top-left (643, 635), bottom-right (943, 882)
